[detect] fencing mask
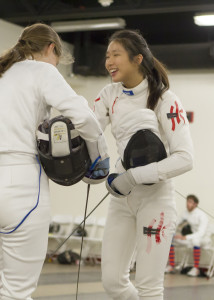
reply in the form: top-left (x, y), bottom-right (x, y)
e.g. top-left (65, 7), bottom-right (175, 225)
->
top-left (122, 129), bottom-right (167, 170)
top-left (36, 115), bottom-right (90, 186)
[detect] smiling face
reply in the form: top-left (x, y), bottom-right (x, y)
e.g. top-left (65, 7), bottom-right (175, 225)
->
top-left (105, 40), bottom-right (144, 88)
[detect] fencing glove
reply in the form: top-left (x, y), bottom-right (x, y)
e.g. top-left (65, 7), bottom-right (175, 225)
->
top-left (83, 157), bottom-right (110, 184)
top-left (106, 170), bottom-right (136, 198)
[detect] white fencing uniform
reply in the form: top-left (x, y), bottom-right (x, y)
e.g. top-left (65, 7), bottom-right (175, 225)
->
top-left (0, 155), bottom-right (50, 300)
top-left (174, 207), bottom-right (211, 248)
top-left (0, 60), bottom-right (108, 300)
top-left (93, 79), bottom-right (193, 300)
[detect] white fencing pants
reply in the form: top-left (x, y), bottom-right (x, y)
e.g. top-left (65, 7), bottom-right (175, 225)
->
top-left (102, 180), bottom-right (177, 300)
top-left (0, 155), bottom-right (50, 300)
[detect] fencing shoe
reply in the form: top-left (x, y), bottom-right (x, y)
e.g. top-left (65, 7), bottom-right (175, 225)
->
top-left (187, 267), bottom-right (200, 277)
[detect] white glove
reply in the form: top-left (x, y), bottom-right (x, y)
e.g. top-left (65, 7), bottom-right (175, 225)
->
top-left (85, 133), bottom-right (108, 163)
top-left (106, 170), bottom-right (136, 198)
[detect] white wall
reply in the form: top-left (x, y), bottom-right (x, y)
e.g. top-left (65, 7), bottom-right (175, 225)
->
top-left (1, 19), bottom-right (214, 222)
top-left (0, 19), bottom-right (23, 53)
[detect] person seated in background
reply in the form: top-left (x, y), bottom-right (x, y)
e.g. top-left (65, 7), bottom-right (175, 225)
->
top-left (165, 194), bottom-right (211, 277)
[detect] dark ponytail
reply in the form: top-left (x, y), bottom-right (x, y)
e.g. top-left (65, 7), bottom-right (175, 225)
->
top-left (147, 57), bottom-right (169, 110)
top-left (108, 29), bottom-right (169, 110)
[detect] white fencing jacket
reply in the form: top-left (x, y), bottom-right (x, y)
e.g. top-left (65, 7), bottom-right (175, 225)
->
top-left (0, 60), bottom-right (108, 161)
top-left (93, 78), bottom-right (193, 184)
top-left (177, 207), bottom-right (209, 242)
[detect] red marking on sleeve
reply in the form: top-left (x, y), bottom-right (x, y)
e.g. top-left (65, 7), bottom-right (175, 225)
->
top-left (170, 106), bottom-right (175, 131)
top-left (170, 100), bottom-right (185, 131)
top-left (112, 97), bottom-right (118, 114)
top-left (175, 101), bottom-right (181, 124)
top-left (95, 97), bottom-right (101, 102)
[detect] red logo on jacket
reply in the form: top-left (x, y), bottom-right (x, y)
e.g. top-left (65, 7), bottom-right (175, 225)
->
top-left (168, 101), bottom-right (185, 131)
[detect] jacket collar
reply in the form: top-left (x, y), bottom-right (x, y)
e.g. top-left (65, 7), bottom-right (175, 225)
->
top-left (121, 78), bottom-right (148, 97)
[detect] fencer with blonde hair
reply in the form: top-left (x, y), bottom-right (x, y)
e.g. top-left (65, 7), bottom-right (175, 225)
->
top-left (0, 23), bottom-right (109, 300)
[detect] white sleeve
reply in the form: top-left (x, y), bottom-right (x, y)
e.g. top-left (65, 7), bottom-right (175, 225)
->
top-left (156, 94), bottom-right (194, 180)
top-left (38, 64), bottom-right (109, 160)
top-left (186, 213), bottom-right (209, 241)
top-left (130, 93), bottom-right (194, 184)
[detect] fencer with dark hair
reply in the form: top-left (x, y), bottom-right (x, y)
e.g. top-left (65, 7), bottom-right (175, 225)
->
top-left (93, 29), bottom-right (194, 300)
top-left (0, 23), bottom-right (109, 300)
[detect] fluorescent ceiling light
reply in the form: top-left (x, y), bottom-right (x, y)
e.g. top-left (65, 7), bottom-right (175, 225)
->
top-left (98, 0), bottom-right (114, 7)
top-left (194, 13), bottom-right (214, 26)
top-left (51, 18), bottom-right (126, 32)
